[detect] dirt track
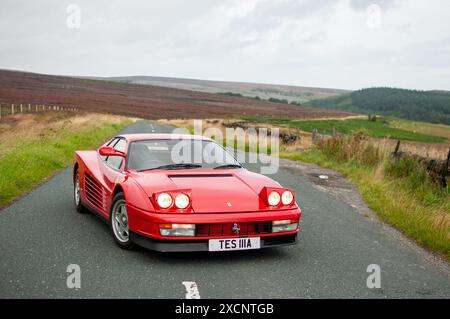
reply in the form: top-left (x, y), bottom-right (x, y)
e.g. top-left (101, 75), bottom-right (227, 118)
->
top-left (0, 70), bottom-right (352, 120)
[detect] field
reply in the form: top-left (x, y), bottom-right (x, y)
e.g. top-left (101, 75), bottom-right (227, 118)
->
top-left (91, 75), bottom-right (349, 103)
top-left (244, 117), bottom-right (447, 143)
top-left (389, 119), bottom-right (450, 140)
top-left (0, 112), bottom-right (134, 207)
top-left (0, 70), bottom-right (351, 120)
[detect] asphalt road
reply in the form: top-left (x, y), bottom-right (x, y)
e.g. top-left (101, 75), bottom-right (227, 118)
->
top-left (1, 122), bottom-right (449, 298)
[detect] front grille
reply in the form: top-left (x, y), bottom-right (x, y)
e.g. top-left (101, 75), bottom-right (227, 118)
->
top-left (196, 222), bottom-right (272, 237)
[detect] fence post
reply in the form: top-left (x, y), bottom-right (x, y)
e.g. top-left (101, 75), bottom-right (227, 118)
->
top-left (20, 104), bottom-right (23, 113)
top-left (0, 103), bottom-right (2, 119)
top-left (28, 104), bottom-right (31, 111)
top-left (295, 127), bottom-right (301, 141)
top-left (312, 128), bottom-right (317, 142)
top-left (12, 104), bottom-right (14, 115)
top-left (393, 140), bottom-right (401, 156)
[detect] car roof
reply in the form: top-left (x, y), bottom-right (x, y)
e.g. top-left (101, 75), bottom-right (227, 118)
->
top-left (116, 134), bottom-right (212, 142)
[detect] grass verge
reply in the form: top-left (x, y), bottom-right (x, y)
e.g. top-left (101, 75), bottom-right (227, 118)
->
top-left (0, 113), bottom-right (132, 208)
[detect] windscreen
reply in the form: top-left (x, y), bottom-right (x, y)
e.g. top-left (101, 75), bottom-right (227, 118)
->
top-left (126, 139), bottom-right (240, 171)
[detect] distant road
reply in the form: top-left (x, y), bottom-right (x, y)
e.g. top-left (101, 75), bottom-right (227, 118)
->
top-left (0, 122), bottom-right (448, 298)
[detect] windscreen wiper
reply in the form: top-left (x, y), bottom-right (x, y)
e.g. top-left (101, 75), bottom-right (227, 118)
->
top-left (139, 163), bottom-right (202, 171)
top-left (213, 164), bottom-right (242, 169)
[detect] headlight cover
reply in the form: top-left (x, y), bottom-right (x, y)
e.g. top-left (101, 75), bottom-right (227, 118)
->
top-left (175, 193), bottom-right (190, 209)
top-left (260, 187), bottom-right (296, 208)
top-left (268, 191), bottom-right (281, 206)
top-left (157, 192), bottom-right (173, 209)
top-left (281, 190), bottom-right (294, 205)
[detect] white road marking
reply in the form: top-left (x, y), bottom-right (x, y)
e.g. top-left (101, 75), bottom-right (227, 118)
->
top-left (182, 281), bottom-right (201, 299)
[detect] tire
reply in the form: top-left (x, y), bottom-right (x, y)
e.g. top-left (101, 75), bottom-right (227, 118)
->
top-left (110, 192), bottom-right (135, 250)
top-left (74, 170), bottom-right (87, 213)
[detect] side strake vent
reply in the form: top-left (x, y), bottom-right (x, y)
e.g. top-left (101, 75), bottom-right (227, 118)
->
top-left (84, 173), bottom-right (106, 213)
top-left (168, 174), bottom-right (233, 178)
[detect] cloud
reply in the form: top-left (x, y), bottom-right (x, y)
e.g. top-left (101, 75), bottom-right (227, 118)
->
top-left (0, 0), bottom-right (449, 90)
top-left (349, 0), bottom-right (399, 11)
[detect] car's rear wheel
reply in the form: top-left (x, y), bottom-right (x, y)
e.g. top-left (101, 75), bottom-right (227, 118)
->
top-left (74, 170), bottom-right (87, 213)
top-left (110, 193), bottom-right (135, 250)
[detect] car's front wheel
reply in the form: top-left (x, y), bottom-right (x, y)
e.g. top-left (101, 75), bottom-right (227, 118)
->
top-left (110, 193), bottom-right (135, 250)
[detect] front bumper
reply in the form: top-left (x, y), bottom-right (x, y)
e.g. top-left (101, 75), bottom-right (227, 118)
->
top-left (128, 204), bottom-right (301, 238)
top-left (126, 204), bottom-right (301, 251)
top-left (129, 231), bottom-right (298, 252)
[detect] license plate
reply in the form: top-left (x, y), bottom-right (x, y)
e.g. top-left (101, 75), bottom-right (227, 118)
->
top-left (208, 237), bottom-right (260, 252)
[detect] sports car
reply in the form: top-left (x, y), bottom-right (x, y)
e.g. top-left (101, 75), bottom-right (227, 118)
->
top-left (73, 134), bottom-right (302, 252)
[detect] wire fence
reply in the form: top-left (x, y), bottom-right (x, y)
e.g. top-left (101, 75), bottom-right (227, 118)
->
top-left (0, 103), bottom-right (79, 119)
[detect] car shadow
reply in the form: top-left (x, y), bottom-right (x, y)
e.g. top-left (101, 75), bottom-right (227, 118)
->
top-left (130, 243), bottom-right (296, 265)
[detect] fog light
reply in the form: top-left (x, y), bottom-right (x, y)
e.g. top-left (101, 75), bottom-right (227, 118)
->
top-left (272, 220), bottom-right (290, 225)
top-left (159, 224), bottom-right (195, 236)
top-left (272, 220), bottom-right (298, 233)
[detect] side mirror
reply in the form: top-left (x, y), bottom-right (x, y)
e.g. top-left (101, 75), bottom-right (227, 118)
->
top-left (98, 146), bottom-right (125, 157)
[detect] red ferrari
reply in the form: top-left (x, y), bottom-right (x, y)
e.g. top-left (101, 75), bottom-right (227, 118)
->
top-left (73, 134), bottom-right (301, 252)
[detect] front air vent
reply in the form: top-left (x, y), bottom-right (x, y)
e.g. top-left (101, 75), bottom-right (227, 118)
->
top-left (84, 174), bottom-right (106, 213)
top-left (168, 174), bottom-right (233, 178)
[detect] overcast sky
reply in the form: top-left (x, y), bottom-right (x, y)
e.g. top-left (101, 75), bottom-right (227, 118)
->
top-left (0, 0), bottom-right (449, 90)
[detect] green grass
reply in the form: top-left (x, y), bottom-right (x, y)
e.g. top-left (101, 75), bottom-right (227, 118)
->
top-left (0, 120), bottom-right (131, 207)
top-left (244, 117), bottom-right (446, 143)
top-left (389, 118), bottom-right (450, 140)
top-left (281, 138), bottom-right (449, 260)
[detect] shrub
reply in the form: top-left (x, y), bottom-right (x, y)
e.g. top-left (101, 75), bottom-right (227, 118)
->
top-left (385, 156), bottom-right (421, 178)
top-left (316, 131), bottom-right (384, 166)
